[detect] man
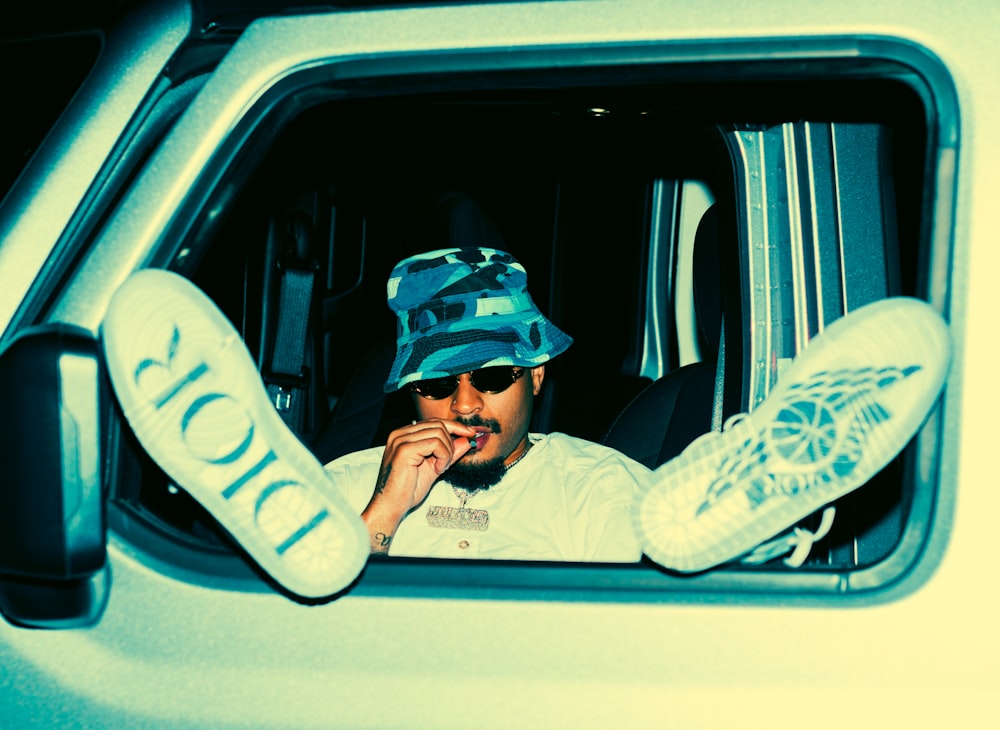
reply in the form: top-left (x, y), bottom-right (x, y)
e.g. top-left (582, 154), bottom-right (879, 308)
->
top-left (323, 247), bottom-right (645, 561)
top-left (102, 251), bottom-right (950, 599)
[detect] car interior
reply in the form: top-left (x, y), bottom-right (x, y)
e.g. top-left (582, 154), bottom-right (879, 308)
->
top-left (107, 69), bottom-right (931, 585)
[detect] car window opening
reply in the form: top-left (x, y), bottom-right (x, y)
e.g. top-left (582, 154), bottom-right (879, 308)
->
top-left (107, 67), bottom-right (935, 595)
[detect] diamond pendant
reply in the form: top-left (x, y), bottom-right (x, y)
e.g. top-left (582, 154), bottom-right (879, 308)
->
top-left (426, 505), bottom-right (490, 531)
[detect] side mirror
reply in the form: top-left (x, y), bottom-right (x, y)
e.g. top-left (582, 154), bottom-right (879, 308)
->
top-left (0, 324), bottom-right (109, 628)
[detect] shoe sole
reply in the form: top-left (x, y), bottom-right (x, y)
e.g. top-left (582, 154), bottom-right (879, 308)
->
top-left (636, 296), bottom-right (951, 573)
top-left (102, 269), bottom-right (369, 598)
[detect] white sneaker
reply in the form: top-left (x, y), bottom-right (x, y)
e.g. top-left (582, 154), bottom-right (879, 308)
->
top-left (102, 269), bottom-right (369, 598)
top-left (635, 297), bottom-right (951, 573)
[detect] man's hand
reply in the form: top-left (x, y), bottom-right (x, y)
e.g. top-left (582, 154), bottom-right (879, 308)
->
top-left (361, 419), bottom-right (476, 554)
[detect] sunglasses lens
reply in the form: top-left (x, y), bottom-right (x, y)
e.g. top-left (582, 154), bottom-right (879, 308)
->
top-left (411, 376), bottom-right (457, 400)
top-left (470, 366), bottom-right (518, 393)
top-left (410, 367), bottom-right (523, 399)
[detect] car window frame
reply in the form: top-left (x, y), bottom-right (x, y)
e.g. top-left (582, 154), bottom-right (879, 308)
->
top-left (42, 9), bottom-right (958, 605)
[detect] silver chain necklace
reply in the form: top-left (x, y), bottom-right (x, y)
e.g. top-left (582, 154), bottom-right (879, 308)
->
top-left (503, 440), bottom-right (533, 471)
top-left (427, 441), bottom-right (533, 531)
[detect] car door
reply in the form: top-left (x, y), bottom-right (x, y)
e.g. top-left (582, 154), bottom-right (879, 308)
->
top-left (0, 1), bottom-right (971, 727)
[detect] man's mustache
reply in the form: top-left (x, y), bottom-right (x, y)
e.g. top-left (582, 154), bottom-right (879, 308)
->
top-left (457, 415), bottom-right (501, 433)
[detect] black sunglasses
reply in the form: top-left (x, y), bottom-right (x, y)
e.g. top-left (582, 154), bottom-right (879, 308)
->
top-left (409, 366), bottom-right (526, 400)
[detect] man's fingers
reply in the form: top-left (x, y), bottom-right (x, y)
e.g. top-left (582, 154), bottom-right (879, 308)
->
top-left (449, 435), bottom-right (473, 463)
top-left (391, 418), bottom-right (470, 442)
top-left (388, 428), bottom-right (458, 473)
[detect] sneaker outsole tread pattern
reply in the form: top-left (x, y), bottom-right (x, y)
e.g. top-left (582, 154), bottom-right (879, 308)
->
top-left (102, 269), bottom-right (369, 598)
top-left (636, 297), bottom-right (950, 573)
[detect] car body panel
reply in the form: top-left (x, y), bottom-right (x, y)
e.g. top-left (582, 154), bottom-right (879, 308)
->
top-left (0, 0), bottom-right (190, 337)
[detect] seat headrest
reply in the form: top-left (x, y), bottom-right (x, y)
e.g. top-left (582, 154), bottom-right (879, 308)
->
top-left (402, 191), bottom-right (506, 253)
top-left (693, 204), bottom-right (723, 358)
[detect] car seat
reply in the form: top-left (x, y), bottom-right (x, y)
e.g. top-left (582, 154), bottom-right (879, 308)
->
top-left (602, 204), bottom-right (738, 467)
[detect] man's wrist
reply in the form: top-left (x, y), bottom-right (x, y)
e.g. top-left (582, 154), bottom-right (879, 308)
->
top-left (362, 506), bottom-right (402, 555)
top-left (370, 531), bottom-right (393, 555)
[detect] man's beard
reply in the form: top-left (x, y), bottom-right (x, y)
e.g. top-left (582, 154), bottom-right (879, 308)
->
top-left (443, 415), bottom-right (506, 492)
top-left (444, 457), bottom-right (508, 491)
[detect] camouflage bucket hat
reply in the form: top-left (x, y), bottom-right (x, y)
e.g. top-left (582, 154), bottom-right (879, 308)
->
top-left (384, 247), bottom-right (573, 392)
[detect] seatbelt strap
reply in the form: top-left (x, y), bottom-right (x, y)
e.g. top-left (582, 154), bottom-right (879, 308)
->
top-left (264, 211), bottom-right (318, 433)
top-left (711, 319), bottom-right (726, 432)
top-left (270, 266), bottom-right (314, 379)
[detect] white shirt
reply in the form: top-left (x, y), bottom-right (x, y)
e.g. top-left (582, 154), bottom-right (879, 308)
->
top-left (323, 432), bottom-right (645, 562)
